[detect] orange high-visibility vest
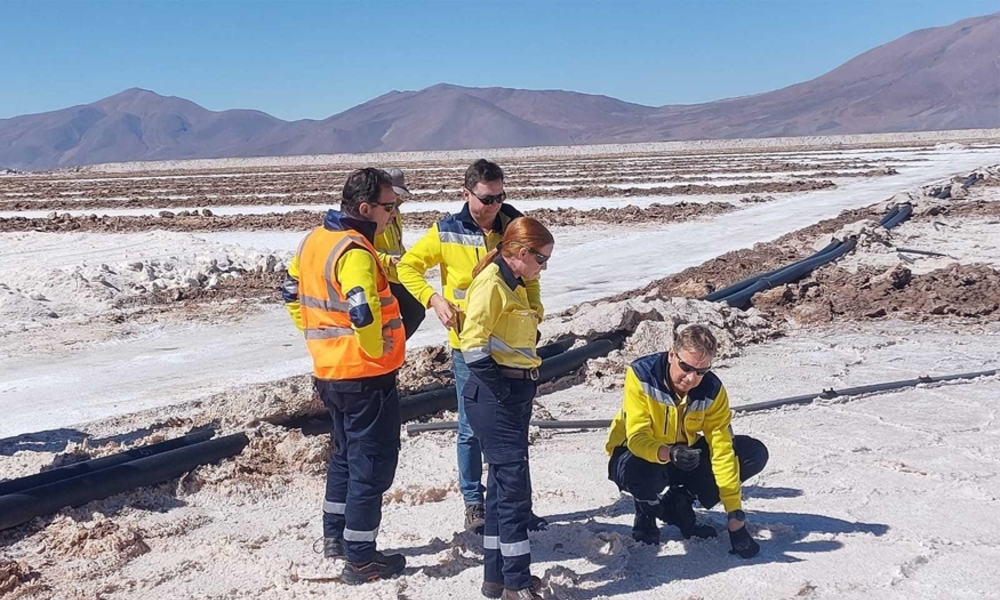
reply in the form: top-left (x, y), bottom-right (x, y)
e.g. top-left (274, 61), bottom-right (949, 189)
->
top-left (297, 227), bottom-right (405, 380)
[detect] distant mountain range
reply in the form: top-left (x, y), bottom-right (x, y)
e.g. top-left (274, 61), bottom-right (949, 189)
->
top-left (1, 12), bottom-right (997, 170)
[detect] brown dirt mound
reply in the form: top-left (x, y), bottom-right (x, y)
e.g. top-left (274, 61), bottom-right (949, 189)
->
top-left (754, 263), bottom-right (1000, 324)
top-left (528, 201), bottom-right (736, 226)
top-left (43, 517), bottom-right (150, 562)
top-left (599, 204), bottom-right (886, 305)
top-left (0, 179), bottom-right (837, 213)
top-left (179, 426), bottom-right (328, 495)
top-left (0, 559), bottom-right (45, 598)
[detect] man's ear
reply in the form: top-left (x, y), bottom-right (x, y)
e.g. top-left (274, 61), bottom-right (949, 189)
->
top-left (357, 203), bottom-right (372, 220)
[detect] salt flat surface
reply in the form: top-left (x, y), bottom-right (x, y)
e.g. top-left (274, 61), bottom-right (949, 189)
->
top-left (0, 145), bottom-right (996, 439)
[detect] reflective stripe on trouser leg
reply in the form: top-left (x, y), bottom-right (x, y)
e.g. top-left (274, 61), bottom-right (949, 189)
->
top-left (494, 460), bottom-right (533, 591)
top-left (324, 501), bottom-right (346, 514)
top-left (483, 466), bottom-right (503, 585)
top-left (320, 376), bottom-right (401, 564)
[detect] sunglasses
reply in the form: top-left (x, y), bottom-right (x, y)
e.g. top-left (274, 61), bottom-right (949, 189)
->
top-left (371, 200), bottom-right (397, 211)
top-left (674, 353), bottom-right (711, 376)
top-left (531, 249), bottom-right (550, 265)
top-left (467, 189), bottom-right (507, 205)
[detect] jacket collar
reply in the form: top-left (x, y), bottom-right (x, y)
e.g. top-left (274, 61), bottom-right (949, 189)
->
top-left (494, 251), bottom-right (524, 290)
top-left (457, 202), bottom-right (504, 234)
top-left (324, 209), bottom-right (377, 243)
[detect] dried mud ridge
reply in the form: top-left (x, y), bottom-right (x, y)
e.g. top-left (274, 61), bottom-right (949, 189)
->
top-left (0, 199), bottom-right (752, 234)
top-left (755, 263), bottom-right (1000, 324)
top-left (0, 157), bottom-right (897, 198)
top-left (0, 178), bottom-right (838, 212)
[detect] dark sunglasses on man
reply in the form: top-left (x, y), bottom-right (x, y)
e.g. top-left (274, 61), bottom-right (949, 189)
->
top-left (673, 351), bottom-right (711, 376)
top-left (467, 188), bottom-right (507, 205)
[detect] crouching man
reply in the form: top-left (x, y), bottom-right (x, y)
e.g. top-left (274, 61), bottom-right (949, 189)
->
top-left (605, 324), bottom-right (769, 558)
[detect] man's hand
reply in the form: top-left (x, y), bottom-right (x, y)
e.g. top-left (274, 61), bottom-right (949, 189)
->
top-left (668, 444), bottom-right (702, 471)
top-left (429, 294), bottom-right (460, 330)
top-left (728, 526), bottom-right (760, 559)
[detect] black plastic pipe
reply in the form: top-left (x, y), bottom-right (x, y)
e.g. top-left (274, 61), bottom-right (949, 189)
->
top-left (878, 205), bottom-right (901, 227)
top-left (734, 368), bottom-right (997, 413)
top-left (0, 428), bottom-right (216, 497)
top-left (396, 333), bottom-right (625, 423)
top-left (408, 419), bottom-right (614, 434)
top-left (405, 368), bottom-right (997, 435)
top-left (701, 239), bottom-right (841, 302)
top-left (716, 238), bottom-right (857, 308)
top-left (882, 203), bottom-right (913, 229)
top-left (895, 247), bottom-right (949, 258)
top-left (0, 432), bottom-right (249, 532)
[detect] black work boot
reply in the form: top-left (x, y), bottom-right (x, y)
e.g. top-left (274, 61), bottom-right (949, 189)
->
top-left (631, 506), bottom-right (661, 545)
top-left (482, 575), bottom-right (542, 599)
top-left (341, 551), bottom-right (406, 585)
top-left (323, 536), bottom-right (344, 558)
top-left (660, 487), bottom-right (718, 539)
top-left (465, 503), bottom-right (486, 534)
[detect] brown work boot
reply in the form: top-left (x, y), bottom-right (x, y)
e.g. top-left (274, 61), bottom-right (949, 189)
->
top-left (465, 503), bottom-right (486, 534)
top-left (341, 551), bottom-right (406, 585)
top-left (482, 575), bottom-right (542, 598)
top-left (500, 587), bottom-right (543, 600)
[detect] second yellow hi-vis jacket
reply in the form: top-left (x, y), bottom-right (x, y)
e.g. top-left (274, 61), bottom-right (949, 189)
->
top-left (397, 203), bottom-right (542, 349)
top-left (605, 353), bottom-right (743, 512)
top-left (460, 255), bottom-right (543, 370)
top-left (374, 211), bottom-right (404, 283)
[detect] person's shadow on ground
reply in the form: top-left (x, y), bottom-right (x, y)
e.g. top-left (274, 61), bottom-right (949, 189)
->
top-left (407, 489), bottom-right (888, 598)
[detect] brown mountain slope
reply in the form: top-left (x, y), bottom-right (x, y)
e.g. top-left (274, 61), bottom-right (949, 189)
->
top-left (0, 12), bottom-right (996, 170)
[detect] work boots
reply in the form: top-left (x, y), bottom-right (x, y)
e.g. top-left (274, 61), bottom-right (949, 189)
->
top-left (500, 588), bottom-right (544, 600)
top-left (323, 537), bottom-right (344, 559)
top-left (341, 551), bottom-right (406, 585)
top-left (660, 487), bottom-right (718, 539)
top-left (482, 575), bottom-right (542, 599)
top-left (631, 501), bottom-right (661, 545)
top-left (465, 503), bottom-right (486, 534)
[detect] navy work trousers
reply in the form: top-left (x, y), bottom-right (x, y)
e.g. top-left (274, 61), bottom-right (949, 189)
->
top-left (608, 435), bottom-right (769, 516)
top-left (463, 368), bottom-right (536, 592)
top-left (317, 372), bottom-right (401, 563)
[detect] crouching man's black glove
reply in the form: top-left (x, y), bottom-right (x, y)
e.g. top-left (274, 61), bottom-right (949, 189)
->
top-left (728, 525), bottom-right (760, 558)
top-left (668, 444), bottom-right (702, 471)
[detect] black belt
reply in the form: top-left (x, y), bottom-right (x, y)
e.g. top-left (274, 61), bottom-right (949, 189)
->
top-left (498, 367), bottom-right (540, 381)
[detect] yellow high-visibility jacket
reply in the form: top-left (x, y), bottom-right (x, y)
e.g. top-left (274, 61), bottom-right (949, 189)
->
top-left (283, 210), bottom-right (396, 359)
top-left (397, 203), bottom-right (541, 349)
top-left (605, 353), bottom-right (742, 512)
top-left (374, 211), bottom-right (404, 283)
top-left (460, 256), bottom-right (542, 370)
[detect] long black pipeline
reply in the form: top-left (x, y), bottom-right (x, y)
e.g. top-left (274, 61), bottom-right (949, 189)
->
top-left (701, 239), bottom-right (842, 302)
top-left (716, 237), bottom-right (858, 308)
top-left (399, 333), bottom-right (626, 423)
top-left (405, 368), bottom-right (997, 434)
top-left (0, 432), bottom-right (249, 532)
top-left (430, 337), bottom-right (577, 380)
top-left (0, 428), bottom-right (216, 497)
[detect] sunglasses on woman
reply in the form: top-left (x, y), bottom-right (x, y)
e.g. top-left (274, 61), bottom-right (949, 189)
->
top-left (467, 189), bottom-right (507, 205)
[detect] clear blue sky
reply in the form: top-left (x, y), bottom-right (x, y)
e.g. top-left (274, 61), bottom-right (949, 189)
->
top-left (1, 0), bottom-right (996, 120)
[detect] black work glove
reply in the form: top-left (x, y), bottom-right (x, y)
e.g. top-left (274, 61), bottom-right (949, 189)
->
top-left (668, 444), bottom-right (702, 471)
top-left (728, 525), bottom-right (760, 559)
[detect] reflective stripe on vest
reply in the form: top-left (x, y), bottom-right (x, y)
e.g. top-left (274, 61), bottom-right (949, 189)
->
top-left (297, 227), bottom-right (405, 379)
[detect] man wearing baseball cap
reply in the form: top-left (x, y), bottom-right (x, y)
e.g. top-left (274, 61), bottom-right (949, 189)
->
top-left (375, 168), bottom-right (426, 340)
